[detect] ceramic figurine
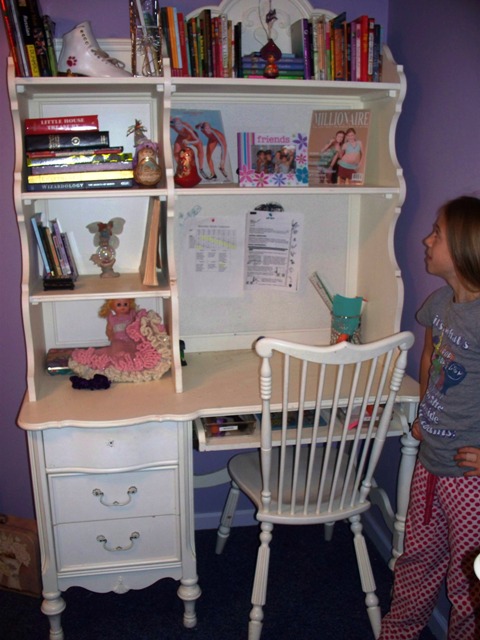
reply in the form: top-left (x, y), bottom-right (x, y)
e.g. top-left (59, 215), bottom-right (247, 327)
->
top-left (86, 217), bottom-right (126, 278)
top-left (127, 119), bottom-right (162, 186)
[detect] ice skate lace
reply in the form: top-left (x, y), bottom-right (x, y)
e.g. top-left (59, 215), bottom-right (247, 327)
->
top-left (91, 48), bottom-right (126, 69)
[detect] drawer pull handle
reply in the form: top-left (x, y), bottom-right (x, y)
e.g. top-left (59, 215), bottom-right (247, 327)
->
top-left (96, 532), bottom-right (140, 552)
top-left (92, 486), bottom-right (138, 507)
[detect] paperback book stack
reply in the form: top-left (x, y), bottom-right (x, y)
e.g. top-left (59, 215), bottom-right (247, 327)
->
top-left (24, 115), bottom-right (134, 192)
top-left (31, 212), bottom-right (79, 290)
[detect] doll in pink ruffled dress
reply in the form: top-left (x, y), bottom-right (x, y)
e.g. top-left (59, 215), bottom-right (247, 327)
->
top-left (100, 298), bottom-right (138, 356)
top-left (69, 298), bottom-right (172, 382)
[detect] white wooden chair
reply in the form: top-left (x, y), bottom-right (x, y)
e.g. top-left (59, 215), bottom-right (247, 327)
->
top-left (215, 332), bottom-right (414, 640)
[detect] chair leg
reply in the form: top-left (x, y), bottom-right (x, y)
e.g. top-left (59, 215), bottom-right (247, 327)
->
top-left (249, 521), bottom-right (273, 640)
top-left (349, 515), bottom-right (381, 639)
top-left (215, 481), bottom-right (240, 554)
top-left (324, 521), bottom-right (335, 541)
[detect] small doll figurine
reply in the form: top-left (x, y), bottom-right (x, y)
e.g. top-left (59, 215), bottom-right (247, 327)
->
top-left (69, 298), bottom-right (172, 383)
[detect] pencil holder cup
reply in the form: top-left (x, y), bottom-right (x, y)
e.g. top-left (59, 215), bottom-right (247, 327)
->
top-left (330, 313), bottom-right (361, 344)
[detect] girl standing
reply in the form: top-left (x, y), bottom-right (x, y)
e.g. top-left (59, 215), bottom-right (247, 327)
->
top-left (380, 196), bottom-right (480, 639)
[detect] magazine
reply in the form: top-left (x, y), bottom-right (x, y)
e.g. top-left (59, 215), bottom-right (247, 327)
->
top-left (237, 132), bottom-right (309, 187)
top-left (170, 108), bottom-right (233, 184)
top-left (308, 110), bottom-right (371, 186)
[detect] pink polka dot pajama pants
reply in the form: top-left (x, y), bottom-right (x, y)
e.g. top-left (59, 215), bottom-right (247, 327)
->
top-left (379, 461), bottom-right (480, 639)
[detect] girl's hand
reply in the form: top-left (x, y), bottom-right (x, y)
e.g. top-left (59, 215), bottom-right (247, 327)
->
top-left (410, 418), bottom-right (423, 441)
top-left (454, 447), bottom-right (480, 477)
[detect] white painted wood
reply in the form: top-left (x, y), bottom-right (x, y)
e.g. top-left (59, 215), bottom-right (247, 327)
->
top-left (216, 332), bottom-right (414, 638)
top-left (9, 2), bottom-right (410, 637)
top-left (49, 467), bottom-right (178, 523)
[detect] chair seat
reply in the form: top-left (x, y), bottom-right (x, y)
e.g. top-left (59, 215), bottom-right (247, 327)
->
top-left (228, 447), bottom-right (371, 525)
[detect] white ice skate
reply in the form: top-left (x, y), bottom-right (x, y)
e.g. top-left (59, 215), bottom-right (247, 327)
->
top-left (57, 21), bottom-right (131, 78)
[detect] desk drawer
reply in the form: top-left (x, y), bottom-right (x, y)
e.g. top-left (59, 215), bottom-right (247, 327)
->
top-left (49, 468), bottom-right (178, 525)
top-left (54, 515), bottom-right (180, 572)
top-left (43, 422), bottom-right (179, 469)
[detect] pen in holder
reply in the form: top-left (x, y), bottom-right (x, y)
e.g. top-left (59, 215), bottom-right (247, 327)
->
top-left (330, 294), bottom-right (363, 344)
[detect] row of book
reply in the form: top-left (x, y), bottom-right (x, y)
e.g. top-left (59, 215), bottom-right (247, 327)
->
top-left (1, 0), bottom-right (57, 77)
top-left (24, 115), bottom-right (134, 192)
top-left (296, 12), bottom-right (383, 82)
top-left (159, 7), bottom-right (382, 82)
top-left (31, 213), bottom-right (78, 289)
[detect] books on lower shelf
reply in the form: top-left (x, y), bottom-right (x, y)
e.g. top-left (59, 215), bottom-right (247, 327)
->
top-left (307, 109), bottom-right (371, 186)
top-left (237, 131), bottom-right (309, 187)
top-left (30, 213), bottom-right (79, 283)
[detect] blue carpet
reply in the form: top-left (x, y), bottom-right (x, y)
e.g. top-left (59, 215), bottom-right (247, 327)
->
top-left (0, 524), bottom-right (438, 639)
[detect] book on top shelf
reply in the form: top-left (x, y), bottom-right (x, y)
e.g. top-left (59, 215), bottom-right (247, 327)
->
top-left (308, 109), bottom-right (370, 186)
top-left (27, 169), bottom-right (134, 184)
top-left (26, 146), bottom-right (124, 161)
top-left (42, 13), bottom-right (57, 76)
top-left (26, 178), bottom-right (134, 192)
top-left (27, 150), bottom-right (131, 169)
top-left (170, 108), bottom-right (233, 184)
top-left (290, 18), bottom-right (312, 80)
top-left (0, 0), bottom-right (26, 76)
top-left (24, 115), bottom-right (99, 135)
top-left (24, 131), bottom-right (110, 152)
top-left (237, 132), bottom-right (309, 188)
top-left (15, 0), bottom-right (40, 76)
top-left (30, 158), bottom-right (133, 175)
top-left (24, 0), bottom-right (52, 76)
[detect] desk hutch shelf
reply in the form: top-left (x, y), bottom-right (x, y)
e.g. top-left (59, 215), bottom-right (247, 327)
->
top-left (9, 1), bottom-right (409, 638)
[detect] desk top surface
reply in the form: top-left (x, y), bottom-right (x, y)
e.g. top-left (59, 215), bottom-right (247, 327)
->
top-left (18, 348), bottom-right (420, 430)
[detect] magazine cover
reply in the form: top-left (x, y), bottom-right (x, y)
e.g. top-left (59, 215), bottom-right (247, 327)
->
top-left (308, 110), bottom-right (371, 186)
top-left (237, 132), bottom-right (309, 187)
top-left (170, 109), bottom-right (234, 184)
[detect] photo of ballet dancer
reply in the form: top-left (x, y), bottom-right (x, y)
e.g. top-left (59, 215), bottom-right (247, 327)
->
top-left (170, 109), bottom-right (234, 184)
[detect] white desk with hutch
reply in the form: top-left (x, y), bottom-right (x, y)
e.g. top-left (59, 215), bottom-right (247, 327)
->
top-left (10, 1), bottom-right (419, 638)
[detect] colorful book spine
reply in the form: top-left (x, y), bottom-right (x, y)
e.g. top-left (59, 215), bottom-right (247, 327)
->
top-left (372, 23), bottom-right (382, 82)
top-left (16, 0), bottom-right (40, 76)
top-left (30, 159), bottom-right (133, 174)
top-left (25, 0), bottom-right (51, 76)
top-left (0, 0), bottom-right (23, 75)
top-left (367, 17), bottom-right (376, 82)
top-left (290, 18), bottom-right (312, 80)
top-left (42, 14), bottom-right (57, 76)
top-left (24, 115), bottom-right (99, 135)
top-left (30, 213), bottom-right (54, 275)
top-left (26, 146), bottom-right (124, 160)
top-left (27, 169), bottom-right (134, 184)
top-left (60, 232), bottom-right (79, 280)
top-left (41, 225), bottom-right (62, 276)
top-left (24, 131), bottom-right (110, 152)
top-left (26, 178), bottom-right (134, 192)
top-left (50, 219), bottom-right (72, 276)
